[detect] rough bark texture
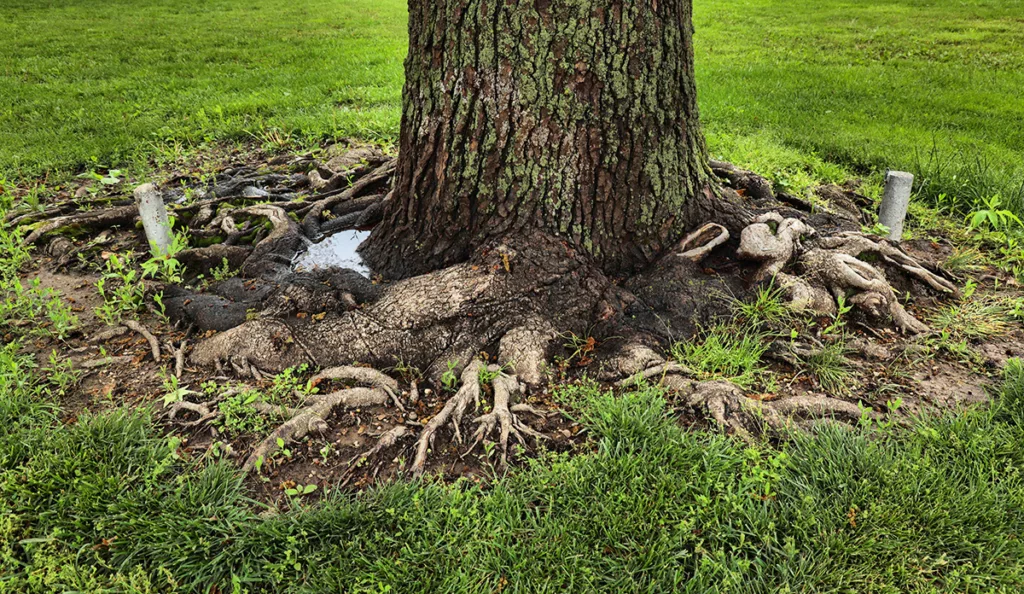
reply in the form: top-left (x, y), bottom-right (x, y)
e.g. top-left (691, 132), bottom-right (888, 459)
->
top-left (360, 0), bottom-right (712, 279)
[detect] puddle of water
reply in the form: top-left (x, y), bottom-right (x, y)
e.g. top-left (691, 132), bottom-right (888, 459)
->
top-left (293, 230), bottom-right (371, 277)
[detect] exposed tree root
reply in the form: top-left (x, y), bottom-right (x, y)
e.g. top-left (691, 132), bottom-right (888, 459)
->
top-left (467, 369), bottom-right (546, 465)
top-left (33, 149), bottom-right (967, 484)
top-left (408, 360), bottom-right (545, 474)
top-left (343, 424), bottom-right (412, 482)
top-left (613, 351), bottom-right (871, 440)
top-left (677, 223), bottom-right (730, 262)
top-left (243, 386), bottom-right (390, 471)
top-left (124, 320), bottom-right (161, 362)
top-left (88, 326), bottom-right (129, 343)
top-left (311, 365), bottom-right (405, 412)
top-left (191, 232), bottom-right (608, 382)
top-left (23, 204), bottom-right (138, 245)
top-left (163, 339), bottom-right (187, 379)
top-left (300, 159), bottom-right (396, 237)
top-left (411, 361), bottom-right (485, 475)
top-left (166, 400), bottom-right (220, 429)
top-left (710, 160), bottom-right (777, 202)
top-left (736, 212), bottom-right (815, 282)
top-left (736, 212), bottom-right (956, 333)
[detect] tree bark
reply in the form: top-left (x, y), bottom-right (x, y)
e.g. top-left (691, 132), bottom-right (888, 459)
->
top-left (361, 0), bottom-right (713, 279)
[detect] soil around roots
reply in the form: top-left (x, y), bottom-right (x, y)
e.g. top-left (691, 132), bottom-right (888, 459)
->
top-left (10, 143), bottom-right (1006, 498)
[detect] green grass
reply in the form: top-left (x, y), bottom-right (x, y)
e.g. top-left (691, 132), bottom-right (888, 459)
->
top-left (670, 324), bottom-right (773, 390)
top-left (2, 0), bottom-right (1022, 216)
top-left (696, 0), bottom-right (1024, 211)
top-left (5, 2), bottom-right (1024, 591)
top-left (5, 346), bottom-right (1024, 592)
top-left (0, 0), bottom-right (406, 179)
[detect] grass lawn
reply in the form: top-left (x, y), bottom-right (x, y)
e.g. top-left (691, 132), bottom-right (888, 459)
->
top-left (5, 0), bottom-right (1024, 591)
top-left (4, 332), bottom-right (1024, 592)
top-left (2, 0), bottom-right (1023, 212)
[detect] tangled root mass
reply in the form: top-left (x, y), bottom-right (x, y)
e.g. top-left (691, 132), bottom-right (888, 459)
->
top-left (19, 152), bottom-right (959, 470)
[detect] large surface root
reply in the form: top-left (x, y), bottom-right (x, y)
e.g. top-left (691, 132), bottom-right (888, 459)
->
top-left (243, 386), bottom-right (390, 471)
top-left (614, 350), bottom-right (871, 439)
top-left (736, 212), bottom-right (957, 333)
top-left (192, 232), bottom-right (609, 382)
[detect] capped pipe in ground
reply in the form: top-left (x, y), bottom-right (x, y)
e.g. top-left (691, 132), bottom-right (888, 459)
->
top-left (134, 183), bottom-right (172, 256)
top-left (878, 170), bottom-right (913, 242)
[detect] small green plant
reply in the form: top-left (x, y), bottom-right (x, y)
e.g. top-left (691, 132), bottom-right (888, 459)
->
top-left (210, 257), bottom-right (237, 281)
top-left (152, 291), bottom-right (169, 322)
top-left (440, 360), bottom-right (459, 392)
top-left (966, 194), bottom-right (1022, 231)
top-left (943, 246), bottom-right (986, 275)
top-left (319, 443), bottom-right (334, 463)
top-left (924, 329), bottom-right (978, 364)
top-left (478, 363), bottom-right (509, 384)
top-left (821, 293), bottom-right (853, 336)
top-left (1, 278), bottom-right (79, 339)
top-left (860, 222), bottom-right (891, 238)
top-left (216, 389), bottom-right (270, 436)
top-left (284, 483), bottom-right (317, 497)
top-left (78, 167), bottom-right (123, 187)
top-left (160, 369), bottom-right (197, 406)
top-left (43, 351), bottom-right (80, 394)
top-left (560, 329), bottom-right (599, 366)
top-left (140, 219), bottom-right (187, 283)
top-left (95, 253), bottom-right (147, 325)
top-left (269, 364), bottom-right (312, 402)
top-left (275, 437), bottom-right (293, 460)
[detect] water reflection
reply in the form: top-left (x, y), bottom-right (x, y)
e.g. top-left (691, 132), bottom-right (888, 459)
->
top-left (293, 230), bottom-right (371, 277)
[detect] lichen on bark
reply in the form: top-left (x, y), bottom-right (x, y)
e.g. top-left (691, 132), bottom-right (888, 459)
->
top-left (361, 0), bottom-right (711, 279)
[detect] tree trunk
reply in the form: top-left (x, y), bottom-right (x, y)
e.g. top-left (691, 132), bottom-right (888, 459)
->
top-left (361, 0), bottom-right (712, 279)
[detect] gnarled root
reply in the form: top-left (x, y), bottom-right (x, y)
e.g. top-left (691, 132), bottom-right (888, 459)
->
top-left (736, 212), bottom-right (815, 282)
top-left (165, 400), bottom-right (220, 429)
top-left (801, 248), bottom-right (929, 333)
top-left (737, 213), bottom-right (956, 333)
top-left (816, 233), bottom-right (957, 295)
top-left (243, 385), bottom-right (391, 471)
top-left (410, 360), bottom-right (547, 475)
top-left (123, 320), bottom-right (161, 362)
top-left (614, 351), bottom-right (871, 440)
top-left (312, 365), bottom-right (405, 411)
top-left (411, 361), bottom-right (485, 475)
top-left (468, 369), bottom-right (546, 465)
top-left (346, 424), bottom-right (411, 467)
top-left (677, 223), bottom-right (730, 262)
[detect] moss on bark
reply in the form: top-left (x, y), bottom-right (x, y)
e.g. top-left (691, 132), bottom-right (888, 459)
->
top-left (361, 0), bottom-right (711, 279)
